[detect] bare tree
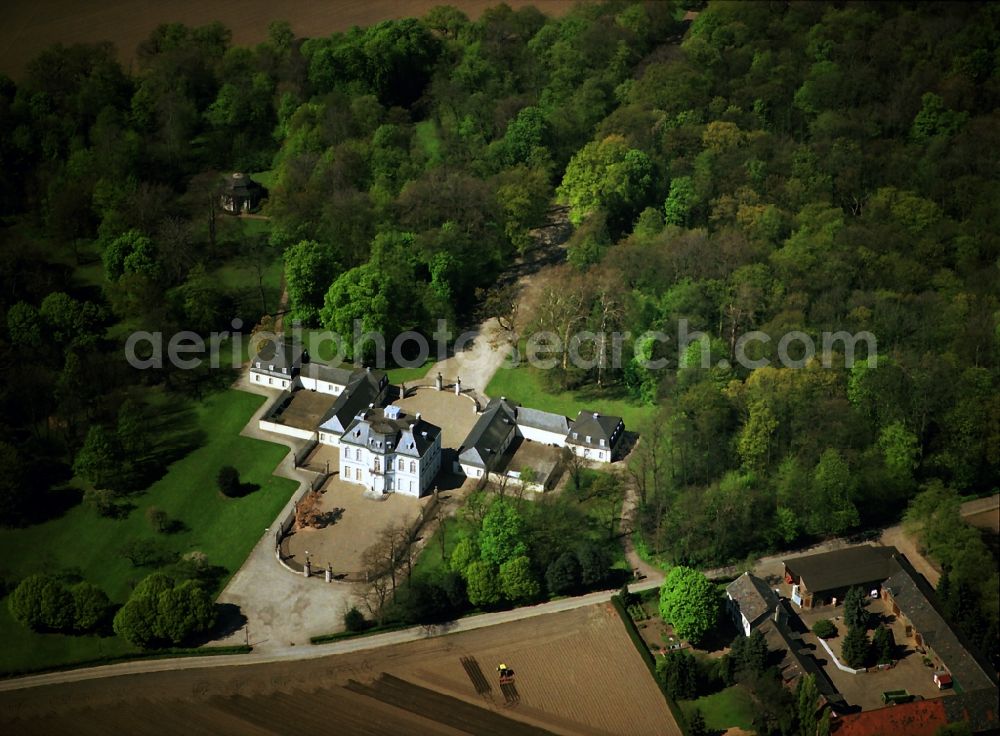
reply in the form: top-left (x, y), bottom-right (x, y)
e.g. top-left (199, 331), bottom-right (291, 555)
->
top-left (532, 265), bottom-right (591, 386)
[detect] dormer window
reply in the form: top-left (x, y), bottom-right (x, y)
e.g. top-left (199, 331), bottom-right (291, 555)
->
top-left (572, 432), bottom-right (578, 439)
top-left (269, 364), bottom-right (274, 371)
top-left (586, 435), bottom-right (591, 443)
top-left (600, 439), bottom-right (606, 447)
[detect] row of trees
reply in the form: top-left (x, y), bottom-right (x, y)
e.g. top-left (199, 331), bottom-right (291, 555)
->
top-left (112, 572), bottom-right (216, 648)
top-left (8, 575), bottom-right (111, 634)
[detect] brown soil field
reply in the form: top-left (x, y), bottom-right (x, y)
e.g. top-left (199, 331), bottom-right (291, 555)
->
top-left (0, 0), bottom-right (576, 79)
top-left (0, 603), bottom-right (681, 736)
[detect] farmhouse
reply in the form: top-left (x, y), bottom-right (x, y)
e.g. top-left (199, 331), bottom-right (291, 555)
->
top-left (726, 571), bottom-right (779, 636)
top-left (454, 397), bottom-right (627, 484)
top-left (565, 410), bottom-right (625, 463)
top-left (783, 545), bottom-right (898, 608)
top-left (881, 557), bottom-right (997, 693)
top-left (250, 337), bottom-right (304, 390)
top-left (457, 397), bottom-right (519, 479)
top-left (221, 172), bottom-right (266, 214)
top-left (338, 405), bottom-right (442, 497)
top-left (782, 545), bottom-right (998, 697)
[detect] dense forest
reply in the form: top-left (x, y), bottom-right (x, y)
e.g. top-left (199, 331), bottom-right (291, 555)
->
top-left (0, 0), bottom-right (997, 667)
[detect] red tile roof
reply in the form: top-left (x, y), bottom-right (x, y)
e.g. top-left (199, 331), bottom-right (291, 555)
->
top-left (832, 700), bottom-right (948, 736)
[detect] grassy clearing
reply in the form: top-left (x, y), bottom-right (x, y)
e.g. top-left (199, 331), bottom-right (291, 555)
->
top-left (250, 169), bottom-right (277, 189)
top-left (414, 120), bottom-right (443, 165)
top-left (486, 364), bottom-right (654, 428)
top-left (0, 389), bottom-right (297, 675)
top-left (679, 685), bottom-right (757, 732)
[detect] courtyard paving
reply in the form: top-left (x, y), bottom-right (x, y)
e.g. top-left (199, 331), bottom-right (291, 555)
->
top-left (795, 599), bottom-right (951, 710)
top-left (283, 466), bottom-right (426, 578)
top-left (268, 389), bottom-right (336, 430)
top-left (393, 388), bottom-right (480, 451)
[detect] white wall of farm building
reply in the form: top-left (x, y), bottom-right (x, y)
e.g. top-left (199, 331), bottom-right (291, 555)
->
top-left (250, 371), bottom-right (293, 390)
top-left (298, 376), bottom-right (345, 395)
top-left (567, 444), bottom-right (612, 463)
top-left (258, 420), bottom-right (316, 441)
top-left (516, 425), bottom-right (567, 446)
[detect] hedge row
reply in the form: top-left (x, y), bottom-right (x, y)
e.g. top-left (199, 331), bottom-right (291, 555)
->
top-left (309, 621), bottom-right (412, 645)
top-left (610, 594), bottom-right (688, 732)
top-left (1, 645), bottom-right (253, 680)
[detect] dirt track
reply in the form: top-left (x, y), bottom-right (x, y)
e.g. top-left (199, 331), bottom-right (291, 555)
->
top-left (0, 604), bottom-right (679, 736)
top-left (0, 0), bottom-right (575, 79)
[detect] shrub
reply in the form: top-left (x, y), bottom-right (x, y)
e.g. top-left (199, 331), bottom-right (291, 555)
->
top-left (812, 619), bottom-right (837, 639)
top-left (344, 607), bottom-right (367, 632)
top-left (71, 581), bottom-right (111, 631)
top-left (657, 649), bottom-right (698, 699)
top-left (146, 505), bottom-right (168, 533)
top-left (8, 574), bottom-right (52, 629)
top-left (465, 560), bottom-right (502, 607)
top-left (499, 556), bottom-right (540, 603)
top-left (576, 541), bottom-right (610, 587)
top-left (217, 465), bottom-right (241, 497)
top-left (449, 536), bottom-right (477, 574)
top-left (545, 551), bottom-right (580, 595)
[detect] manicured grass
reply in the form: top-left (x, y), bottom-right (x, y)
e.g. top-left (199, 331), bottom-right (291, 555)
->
top-left (0, 389), bottom-right (297, 675)
top-left (387, 359), bottom-right (433, 384)
top-left (410, 516), bottom-right (470, 581)
top-left (679, 685), bottom-right (757, 732)
top-left (486, 365), bottom-right (654, 428)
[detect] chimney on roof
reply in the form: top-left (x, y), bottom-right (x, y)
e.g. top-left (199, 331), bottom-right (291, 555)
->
top-left (593, 412), bottom-right (600, 418)
top-left (409, 423), bottom-right (416, 431)
top-left (415, 412), bottom-right (421, 423)
top-left (366, 366), bottom-right (371, 373)
top-left (501, 396), bottom-right (507, 402)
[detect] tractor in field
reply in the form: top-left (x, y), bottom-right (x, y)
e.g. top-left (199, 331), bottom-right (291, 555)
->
top-left (497, 663), bottom-right (515, 685)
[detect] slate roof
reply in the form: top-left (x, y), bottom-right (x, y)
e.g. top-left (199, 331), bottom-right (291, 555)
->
top-left (225, 172), bottom-right (263, 195)
top-left (783, 545), bottom-right (899, 593)
top-left (759, 600), bottom-right (844, 707)
top-left (515, 406), bottom-right (570, 435)
top-left (458, 398), bottom-right (517, 469)
top-left (727, 572), bottom-right (779, 626)
top-left (318, 368), bottom-right (388, 436)
top-left (301, 361), bottom-right (355, 387)
top-left (252, 337), bottom-right (304, 377)
top-left (941, 688), bottom-right (1000, 734)
top-left (340, 408), bottom-right (441, 459)
top-left (566, 410), bottom-right (624, 449)
top-left (883, 557), bottom-right (997, 692)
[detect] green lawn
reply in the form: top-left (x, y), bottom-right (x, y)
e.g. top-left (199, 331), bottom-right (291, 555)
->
top-left (387, 360), bottom-right (434, 384)
top-left (410, 516), bottom-right (471, 581)
top-left (679, 685), bottom-right (757, 732)
top-left (486, 364), bottom-right (654, 429)
top-left (250, 169), bottom-right (277, 190)
top-left (0, 389), bottom-right (297, 675)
